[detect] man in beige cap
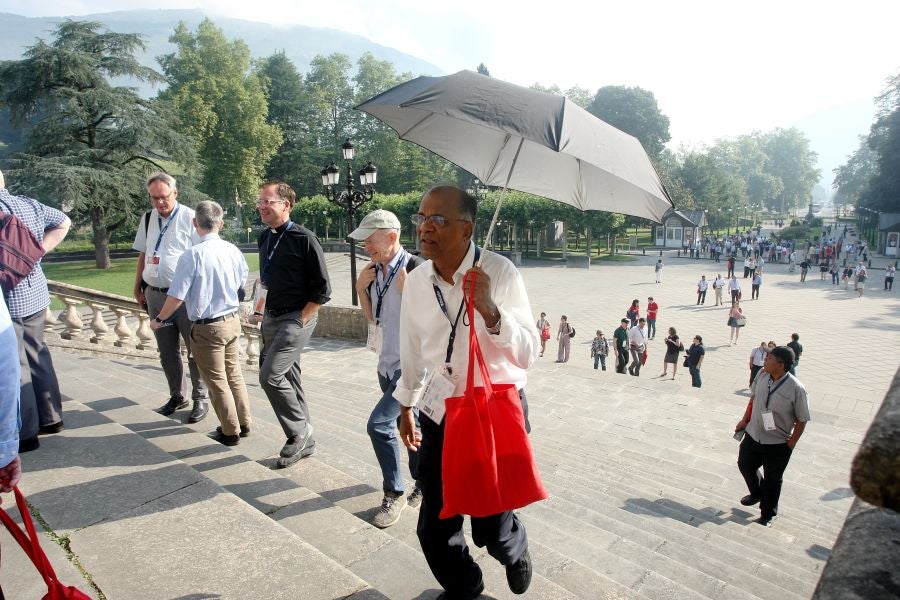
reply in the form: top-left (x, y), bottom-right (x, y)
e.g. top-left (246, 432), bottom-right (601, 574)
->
top-left (351, 209), bottom-right (424, 528)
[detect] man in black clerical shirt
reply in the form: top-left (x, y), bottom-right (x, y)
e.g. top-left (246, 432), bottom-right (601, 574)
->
top-left (256, 182), bottom-right (331, 468)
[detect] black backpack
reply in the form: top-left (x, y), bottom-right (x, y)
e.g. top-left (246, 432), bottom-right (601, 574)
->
top-left (0, 200), bottom-right (46, 293)
top-left (568, 326), bottom-right (576, 338)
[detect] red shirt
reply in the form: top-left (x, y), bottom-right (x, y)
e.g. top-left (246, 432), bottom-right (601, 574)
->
top-left (647, 302), bottom-right (659, 320)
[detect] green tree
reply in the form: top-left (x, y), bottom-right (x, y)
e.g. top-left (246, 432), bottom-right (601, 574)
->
top-left (0, 20), bottom-right (200, 268)
top-left (708, 134), bottom-right (782, 213)
top-left (760, 128), bottom-right (819, 214)
top-left (833, 134), bottom-right (876, 207)
top-left (158, 19), bottom-right (281, 207)
top-left (860, 72), bottom-right (900, 212)
top-left (587, 86), bottom-right (671, 158)
top-left (257, 51), bottom-right (308, 194)
top-left (677, 151), bottom-right (745, 231)
top-left (477, 63), bottom-right (491, 76)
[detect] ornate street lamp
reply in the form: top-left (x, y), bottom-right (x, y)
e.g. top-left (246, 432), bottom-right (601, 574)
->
top-left (321, 138), bottom-right (378, 306)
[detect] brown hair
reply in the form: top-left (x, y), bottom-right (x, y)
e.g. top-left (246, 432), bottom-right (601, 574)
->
top-left (261, 181), bottom-right (296, 207)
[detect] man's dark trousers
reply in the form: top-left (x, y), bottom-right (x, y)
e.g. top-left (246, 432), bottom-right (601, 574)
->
top-left (616, 349), bottom-right (628, 374)
top-left (417, 411), bottom-right (528, 598)
top-left (737, 435), bottom-right (793, 519)
top-left (13, 309), bottom-right (63, 435)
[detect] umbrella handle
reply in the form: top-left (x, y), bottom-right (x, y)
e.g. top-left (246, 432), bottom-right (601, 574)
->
top-left (479, 138), bottom-right (524, 266)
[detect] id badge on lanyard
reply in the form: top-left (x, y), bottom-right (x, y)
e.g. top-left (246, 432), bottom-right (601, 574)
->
top-left (419, 366), bottom-right (456, 425)
top-left (366, 323), bottom-right (383, 354)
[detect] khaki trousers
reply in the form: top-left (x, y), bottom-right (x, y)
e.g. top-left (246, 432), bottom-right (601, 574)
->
top-left (190, 314), bottom-right (251, 436)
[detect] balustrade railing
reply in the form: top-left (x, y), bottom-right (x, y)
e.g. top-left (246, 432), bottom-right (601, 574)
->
top-left (46, 281), bottom-right (262, 366)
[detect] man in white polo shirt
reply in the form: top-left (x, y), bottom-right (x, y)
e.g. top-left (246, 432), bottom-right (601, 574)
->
top-left (133, 172), bottom-right (209, 423)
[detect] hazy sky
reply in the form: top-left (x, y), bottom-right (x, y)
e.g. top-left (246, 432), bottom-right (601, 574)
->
top-left (3, 0), bottom-right (898, 186)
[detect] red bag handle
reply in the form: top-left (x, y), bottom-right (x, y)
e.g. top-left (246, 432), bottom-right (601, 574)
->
top-left (0, 486), bottom-right (61, 588)
top-left (462, 272), bottom-right (495, 399)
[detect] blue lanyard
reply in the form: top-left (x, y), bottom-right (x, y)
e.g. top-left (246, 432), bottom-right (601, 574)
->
top-left (373, 251), bottom-right (406, 322)
top-left (153, 205), bottom-right (180, 254)
top-left (432, 246), bottom-right (480, 366)
top-left (261, 221), bottom-right (293, 283)
top-left (764, 374), bottom-right (789, 410)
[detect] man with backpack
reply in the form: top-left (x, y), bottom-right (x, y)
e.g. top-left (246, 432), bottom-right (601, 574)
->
top-left (0, 170), bottom-right (71, 453)
top-left (351, 210), bottom-right (424, 528)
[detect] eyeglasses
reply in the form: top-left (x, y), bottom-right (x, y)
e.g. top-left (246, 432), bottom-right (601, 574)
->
top-left (257, 198), bottom-right (286, 207)
top-left (410, 214), bottom-right (471, 227)
top-left (149, 192), bottom-right (174, 202)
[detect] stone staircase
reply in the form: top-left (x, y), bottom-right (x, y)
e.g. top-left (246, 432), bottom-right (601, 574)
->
top-left (6, 339), bottom-right (864, 599)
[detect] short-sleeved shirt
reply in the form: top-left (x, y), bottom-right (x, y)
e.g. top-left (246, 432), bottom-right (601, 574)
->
top-left (132, 202), bottom-right (200, 288)
top-left (747, 372), bottom-right (810, 444)
top-left (167, 233), bottom-right (249, 321)
top-left (613, 327), bottom-right (628, 352)
top-left (368, 248), bottom-right (412, 378)
top-left (0, 188), bottom-right (68, 318)
top-left (687, 343), bottom-right (705, 367)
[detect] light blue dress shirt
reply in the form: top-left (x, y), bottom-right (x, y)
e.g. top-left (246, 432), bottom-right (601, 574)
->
top-left (0, 294), bottom-right (21, 469)
top-left (168, 233), bottom-right (249, 321)
top-left (373, 249), bottom-right (409, 378)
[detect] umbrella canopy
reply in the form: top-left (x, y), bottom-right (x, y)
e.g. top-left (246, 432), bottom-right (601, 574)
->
top-left (356, 70), bottom-right (673, 224)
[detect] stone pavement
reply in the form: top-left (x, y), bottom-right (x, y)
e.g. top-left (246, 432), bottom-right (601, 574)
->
top-left (5, 250), bottom-right (898, 599)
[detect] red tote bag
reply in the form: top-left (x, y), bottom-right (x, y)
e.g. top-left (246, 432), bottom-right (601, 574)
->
top-left (0, 486), bottom-right (92, 600)
top-left (440, 276), bottom-right (548, 519)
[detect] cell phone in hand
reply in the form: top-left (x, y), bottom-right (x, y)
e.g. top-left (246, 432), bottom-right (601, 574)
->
top-left (733, 429), bottom-right (745, 442)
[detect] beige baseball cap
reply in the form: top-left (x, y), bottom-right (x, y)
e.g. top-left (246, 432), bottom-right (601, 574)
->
top-left (349, 209), bottom-right (401, 240)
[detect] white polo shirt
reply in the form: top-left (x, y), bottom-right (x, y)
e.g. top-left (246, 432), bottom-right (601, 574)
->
top-left (132, 202), bottom-right (200, 288)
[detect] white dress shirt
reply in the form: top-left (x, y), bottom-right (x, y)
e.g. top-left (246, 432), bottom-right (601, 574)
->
top-left (132, 202), bottom-right (201, 287)
top-left (395, 243), bottom-right (537, 408)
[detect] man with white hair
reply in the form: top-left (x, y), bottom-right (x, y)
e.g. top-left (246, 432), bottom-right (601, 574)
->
top-left (133, 172), bottom-right (209, 424)
top-left (0, 170), bottom-right (71, 453)
top-left (151, 201), bottom-right (250, 446)
top-left (350, 209), bottom-right (424, 528)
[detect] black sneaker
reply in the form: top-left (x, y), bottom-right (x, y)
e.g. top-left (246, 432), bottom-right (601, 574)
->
top-left (157, 396), bottom-right (188, 416)
top-left (506, 548), bottom-right (532, 594)
top-left (210, 430), bottom-right (240, 447)
top-left (740, 494), bottom-right (761, 506)
top-left (39, 421), bottom-right (64, 435)
top-left (19, 436), bottom-right (40, 453)
top-left (280, 425), bottom-right (314, 458)
top-left (275, 442), bottom-right (316, 468)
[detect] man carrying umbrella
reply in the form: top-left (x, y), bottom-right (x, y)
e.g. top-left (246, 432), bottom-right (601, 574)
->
top-left (397, 185), bottom-right (537, 599)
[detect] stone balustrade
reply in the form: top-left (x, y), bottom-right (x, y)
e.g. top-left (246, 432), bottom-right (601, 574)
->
top-left (45, 281), bottom-right (367, 367)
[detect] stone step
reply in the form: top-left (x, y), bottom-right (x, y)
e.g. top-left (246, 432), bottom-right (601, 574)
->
top-left (17, 400), bottom-right (378, 600)
top-left (56, 354), bottom-right (576, 600)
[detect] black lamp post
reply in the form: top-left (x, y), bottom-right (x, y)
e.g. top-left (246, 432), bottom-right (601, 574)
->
top-left (321, 138), bottom-right (377, 307)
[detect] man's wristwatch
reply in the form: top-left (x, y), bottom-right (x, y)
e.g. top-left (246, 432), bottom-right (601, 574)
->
top-left (154, 316), bottom-right (166, 324)
top-left (485, 311), bottom-right (502, 335)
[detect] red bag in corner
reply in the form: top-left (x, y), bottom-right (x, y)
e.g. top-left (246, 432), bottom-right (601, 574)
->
top-left (439, 276), bottom-right (548, 519)
top-left (0, 486), bottom-right (92, 600)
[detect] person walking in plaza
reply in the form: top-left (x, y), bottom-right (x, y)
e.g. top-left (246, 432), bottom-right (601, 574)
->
top-left (654, 259), bottom-right (663, 283)
top-left (613, 318), bottom-right (630, 374)
top-left (536, 312), bottom-right (551, 357)
top-left (686, 335), bottom-right (705, 388)
top-left (133, 172), bottom-right (209, 424)
top-left (556, 315), bottom-right (573, 363)
top-left (626, 299), bottom-right (640, 327)
top-left (743, 256), bottom-right (753, 278)
top-left (591, 330), bottom-right (609, 371)
top-left (396, 184), bottom-right (536, 599)
top-left (646, 296), bottom-right (659, 340)
top-left (728, 274), bottom-right (742, 303)
top-left (712, 274), bottom-right (725, 306)
top-left (830, 263), bottom-right (840, 285)
top-left (799, 259), bottom-right (810, 282)
top-left (149, 201), bottom-right (251, 447)
top-left (728, 300), bottom-right (745, 345)
top-left (661, 327), bottom-right (683, 380)
top-left (727, 255), bottom-right (736, 278)
top-left (256, 181), bottom-right (331, 469)
top-left (855, 262), bottom-right (867, 297)
top-left (627, 318), bottom-right (647, 377)
top-left (751, 272), bottom-right (762, 300)
top-left (351, 209), bottom-right (424, 528)
top-left (0, 170), bottom-right (71, 453)
top-left (786, 333), bottom-right (803, 376)
top-left (696, 275), bottom-right (708, 305)
top-left (886, 265), bottom-right (896, 291)
top-left (749, 342), bottom-right (768, 387)
top-left (734, 346), bottom-right (809, 527)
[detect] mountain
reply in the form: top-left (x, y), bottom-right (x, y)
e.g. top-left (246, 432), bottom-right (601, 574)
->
top-left (0, 9), bottom-right (443, 96)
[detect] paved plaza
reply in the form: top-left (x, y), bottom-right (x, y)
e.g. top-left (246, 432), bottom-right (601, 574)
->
top-left (4, 244), bottom-right (899, 599)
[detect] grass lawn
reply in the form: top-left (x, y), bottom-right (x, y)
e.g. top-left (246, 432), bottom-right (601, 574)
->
top-left (42, 254), bottom-right (261, 307)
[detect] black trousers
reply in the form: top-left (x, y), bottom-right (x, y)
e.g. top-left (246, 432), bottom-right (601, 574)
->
top-left (737, 435), bottom-right (793, 519)
top-left (13, 309), bottom-right (63, 438)
top-left (615, 349), bottom-right (629, 373)
top-left (417, 406), bottom-right (528, 598)
top-left (697, 289), bottom-right (707, 304)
